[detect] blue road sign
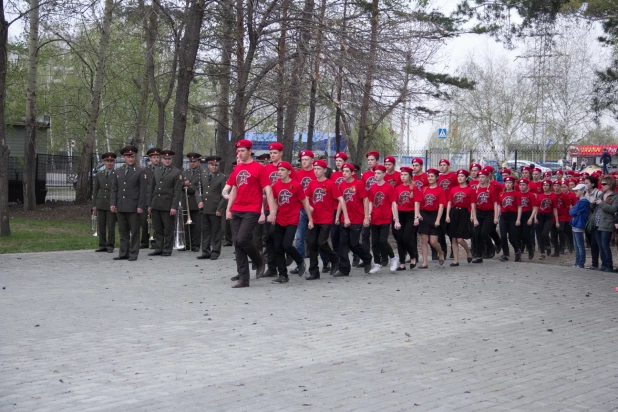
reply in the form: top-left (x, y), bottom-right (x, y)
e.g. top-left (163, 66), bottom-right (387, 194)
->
top-left (438, 128), bottom-right (447, 139)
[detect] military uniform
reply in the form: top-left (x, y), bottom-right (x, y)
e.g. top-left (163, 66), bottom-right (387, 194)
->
top-left (93, 152), bottom-right (117, 253)
top-left (148, 150), bottom-right (183, 256)
top-left (140, 148), bottom-right (162, 248)
top-left (110, 146), bottom-right (148, 261)
top-left (197, 157), bottom-right (228, 260)
top-left (182, 153), bottom-right (203, 252)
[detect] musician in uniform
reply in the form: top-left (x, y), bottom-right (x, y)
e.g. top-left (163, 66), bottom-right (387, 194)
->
top-left (197, 156), bottom-right (228, 260)
top-left (141, 147), bottom-right (161, 249)
top-left (110, 146), bottom-right (148, 261)
top-left (147, 149), bottom-right (184, 256)
top-left (182, 152), bottom-right (203, 252)
top-left (93, 152), bottom-right (117, 253)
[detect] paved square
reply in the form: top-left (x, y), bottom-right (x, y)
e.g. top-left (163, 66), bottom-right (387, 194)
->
top-left (1, 249), bottom-right (618, 411)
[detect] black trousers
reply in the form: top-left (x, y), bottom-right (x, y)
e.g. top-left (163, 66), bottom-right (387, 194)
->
top-left (263, 210), bottom-right (276, 270)
top-left (274, 224), bottom-right (302, 278)
top-left (252, 220), bottom-right (264, 257)
top-left (184, 210), bottom-right (201, 249)
top-left (362, 225), bottom-right (371, 254)
top-left (223, 217), bottom-right (232, 244)
top-left (474, 210), bottom-right (495, 258)
top-left (371, 224), bottom-right (395, 264)
top-left (152, 209), bottom-right (174, 254)
top-left (331, 210), bottom-right (340, 254)
top-left (231, 212), bottom-right (262, 281)
top-left (551, 222), bottom-right (566, 253)
top-left (140, 211), bottom-right (149, 246)
top-left (499, 212), bottom-right (520, 256)
top-left (536, 213), bottom-right (553, 254)
top-left (117, 212), bottom-right (140, 258)
top-left (201, 213), bottom-right (222, 257)
top-left (519, 211), bottom-right (533, 254)
top-left (585, 229), bottom-right (599, 267)
top-left (307, 224), bottom-right (338, 276)
top-left (338, 224), bottom-right (372, 275)
top-left (394, 211), bottom-right (418, 263)
top-left (96, 208), bottom-right (116, 250)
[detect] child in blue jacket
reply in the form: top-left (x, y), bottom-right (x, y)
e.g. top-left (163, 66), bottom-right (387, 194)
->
top-left (569, 184), bottom-right (590, 268)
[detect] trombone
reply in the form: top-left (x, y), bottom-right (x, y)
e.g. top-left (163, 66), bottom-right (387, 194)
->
top-left (147, 213), bottom-right (154, 241)
top-left (91, 210), bottom-right (98, 237)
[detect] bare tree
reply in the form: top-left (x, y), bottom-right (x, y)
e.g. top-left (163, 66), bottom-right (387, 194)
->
top-left (0, 0), bottom-right (10, 236)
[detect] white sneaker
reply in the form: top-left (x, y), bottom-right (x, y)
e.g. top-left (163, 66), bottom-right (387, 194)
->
top-left (369, 263), bottom-right (381, 274)
top-left (389, 257), bottom-right (398, 272)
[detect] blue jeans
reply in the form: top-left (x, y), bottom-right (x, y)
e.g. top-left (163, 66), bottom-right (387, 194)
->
top-left (572, 230), bottom-right (585, 267)
top-left (595, 230), bottom-right (613, 270)
top-left (295, 209), bottom-right (309, 257)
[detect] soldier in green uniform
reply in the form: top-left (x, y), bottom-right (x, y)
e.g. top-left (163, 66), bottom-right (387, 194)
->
top-left (147, 149), bottom-right (183, 256)
top-left (110, 146), bottom-right (148, 261)
top-left (141, 147), bottom-right (161, 249)
top-left (93, 152), bottom-right (117, 253)
top-left (196, 156), bottom-right (227, 260)
top-left (182, 152), bottom-right (203, 252)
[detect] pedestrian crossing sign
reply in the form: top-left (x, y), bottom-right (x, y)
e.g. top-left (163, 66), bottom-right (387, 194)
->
top-left (438, 128), bottom-right (447, 139)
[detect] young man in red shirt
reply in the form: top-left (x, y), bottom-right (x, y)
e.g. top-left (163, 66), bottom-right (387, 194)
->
top-left (305, 160), bottom-right (349, 280)
top-left (225, 140), bottom-right (277, 288)
top-left (330, 152), bottom-right (348, 260)
top-left (411, 157), bottom-right (428, 191)
top-left (437, 158), bottom-right (456, 259)
top-left (334, 163), bottom-right (373, 276)
top-left (360, 151), bottom-right (380, 265)
top-left (293, 150), bottom-right (317, 265)
top-left (368, 164), bottom-right (400, 273)
top-left (384, 156), bottom-right (402, 187)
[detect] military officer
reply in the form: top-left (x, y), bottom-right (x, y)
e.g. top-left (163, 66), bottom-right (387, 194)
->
top-left (110, 146), bottom-right (148, 261)
top-left (141, 147), bottom-right (161, 249)
top-left (182, 152), bottom-right (203, 252)
top-left (93, 152), bottom-right (117, 253)
top-left (196, 156), bottom-right (228, 260)
top-left (147, 149), bottom-right (183, 256)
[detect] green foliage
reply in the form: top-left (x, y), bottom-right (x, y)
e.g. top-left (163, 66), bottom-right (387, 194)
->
top-left (0, 219), bottom-right (99, 253)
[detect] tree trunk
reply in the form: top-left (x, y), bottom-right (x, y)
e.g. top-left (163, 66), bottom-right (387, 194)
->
top-left (170, 0), bottom-right (205, 168)
top-left (216, 0), bottom-right (234, 173)
top-left (133, 64), bottom-right (150, 155)
top-left (75, 0), bottom-right (114, 204)
top-left (334, 0), bottom-right (347, 155)
top-left (156, 102), bottom-right (165, 148)
top-left (276, 0), bottom-right (289, 142)
top-left (0, 1), bottom-right (10, 236)
top-left (355, 0), bottom-right (379, 162)
top-left (282, 0), bottom-right (314, 160)
top-left (23, 0), bottom-right (39, 210)
top-left (230, 0), bottom-right (246, 143)
top-left (306, 0), bottom-right (326, 151)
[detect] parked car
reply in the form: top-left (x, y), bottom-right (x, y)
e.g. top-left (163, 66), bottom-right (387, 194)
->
top-left (541, 162), bottom-right (572, 174)
top-left (506, 160), bottom-right (551, 174)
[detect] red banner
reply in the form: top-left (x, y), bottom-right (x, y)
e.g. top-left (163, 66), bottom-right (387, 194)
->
top-left (569, 146), bottom-right (618, 156)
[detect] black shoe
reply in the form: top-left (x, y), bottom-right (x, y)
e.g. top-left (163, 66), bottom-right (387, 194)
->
top-left (322, 263), bottom-right (331, 274)
top-left (107, 249), bottom-right (114, 253)
top-left (255, 259), bottom-right (266, 279)
top-left (161, 253), bottom-right (171, 257)
top-left (128, 257), bottom-right (137, 261)
top-left (467, 257), bottom-right (473, 263)
top-left (251, 262), bottom-right (256, 270)
top-left (148, 251), bottom-right (162, 256)
top-left (272, 276), bottom-right (289, 284)
top-left (223, 242), bottom-right (233, 247)
top-left (409, 263), bottom-right (416, 269)
top-left (210, 255), bottom-right (219, 261)
top-left (500, 255), bottom-right (509, 262)
top-left (449, 251), bottom-right (454, 259)
top-left (286, 255), bottom-right (294, 267)
top-left (95, 248), bottom-right (107, 252)
top-left (333, 270), bottom-right (349, 277)
top-left (191, 247), bottom-right (201, 252)
top-left (232, 280), bottom-right (250, 288)
top-left (539, 254), bottom-right (546, 260)
top-left (353, 261), bottom-right (365, 269)
top-left (418, 265), bottom-right (428, 269)
top-left (551, 252), bottom-right (559, 257)
top-left (364, 261), bottom-right (372, 274)
top-left (196, 254), bottom-right (211, 260)
top-left (380, 257), bottom-right (388, 267)
top-left (306, 274), bottom-right (320, 280)
top-left (296, 262), bottom-right (306, 277)
top-left (290, 267), bottom-right (299, 275)
top-left (528, 250), bottom-right (534, 260)
top-left (231, 275), bottom-right (240, 281)
top-left (472, 258), bottom-right (483, 264)
top-left (351, 256), bottom-right (360, 267)
top-left (489, 245), bottom-right (496, 258)
top-left (432, 251), bottom-right (438, 261)
top-left (514, 252), bottom-right (521, 262)
top-left (140, 243), bottom-right (149, 249)
top-left (261, 268), bottom-right (278, 278)
top-left (113, 256), bottom-right (129, 260)
top-left (396, 266), bottom-right (407, 271)
top-left (330, 260), bottom-right (339, 276)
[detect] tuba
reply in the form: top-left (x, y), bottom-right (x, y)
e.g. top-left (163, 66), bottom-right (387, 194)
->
top-left (174, 201), bottom-right (186, 250)
top-left (92, 210), bottom-right (98, 236)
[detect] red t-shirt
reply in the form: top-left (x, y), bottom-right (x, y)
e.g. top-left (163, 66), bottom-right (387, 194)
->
top-left (529, 181), bottom-right (542, 195)
top-left (296, 168), bottom-right (316, 191)
top-left (469, 179), bottom-right (479, 190)
top-left (536, 193), bottom-right (555, 214)
top-left (340, 179), bottom-right (367, 225)
top-left (490, 180), bottom-right (502, 200)
top-left (412, 173), bottom-right (428, 191)
top-left (519, 191), bottom-right (537, 213)
top-left (228, 161), bottom-right (270, 214)
top-left (438, 172), bottom-right (458, 191)
top-left (369, 183), bottom-right (396, 225)
top-left (385, 171), bottom-right (402, 188)
top-left (306, 179), bottom-right (341, 224)
top-left (420, 186), bottom-right (447, 212)
top-left (395, 184), bottom-right (419, 212)
top-left (272, 179), bottom-right (305, 226)
top-left (330, 171), bottom-right (345, 188)
top-left (500, 190), bottom-right (520, 213)
top-left (449, 186), bottom-right (477, 210)
top-left (556, 192), bottom-right (571, 222)
top-left (362, 170), bottom-right (377, 192)
top-left (475, 185), bottom-right (497, 212)
top-left (263, 162), bottom-right (295, 210)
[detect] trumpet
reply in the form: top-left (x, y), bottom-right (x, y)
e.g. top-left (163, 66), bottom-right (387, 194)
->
top-left (91, 210), bottom-right (98, 237)
top-left (184, 187), bottom-right (193, 225)
top-left (148, 213), bottom-right (154, 241)
top-left (174, 200), bottom-right (186, 251)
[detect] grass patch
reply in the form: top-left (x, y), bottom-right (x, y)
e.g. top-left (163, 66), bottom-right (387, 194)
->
top-left (0, 219), bottom-right (107, 253)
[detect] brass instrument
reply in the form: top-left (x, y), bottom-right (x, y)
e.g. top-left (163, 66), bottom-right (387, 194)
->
top-left (174, 200), bottom-right (186, 250)
top-left (184, 187), bottom-right (193, 225)
top-left (91, 210), bottom-right (98, 237)
top-left (148, 214), bottom-right (154, 241)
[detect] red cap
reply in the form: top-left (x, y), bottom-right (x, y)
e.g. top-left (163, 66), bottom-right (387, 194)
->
top-left (573, 172), bottom-right (581, 177)
top-left (335, 152), bottom-right (348, 161)
top-left (277, 161), bottom-right (294, 172)
top-left (439, 158), bottom-right (450, 166)
top-left (374, 164), bottom-right (387, 172)
top-left (554, 169), bottom-right (564, 175)
top-left (342, 163), bottom-right (355, 172)
top-left (504, 176), bottom-right (516, 183)
top-left (521, 166), bottom-right (531, 172)
top-left (542, 179), bottom-right (553, 186)
top-left (518, 178), bottom-right (530, 185)
top-left (426, 168), bottom-right (439, 175)
top-left (456, 169), bottom-right (470, 177)
top-left (412, 157), bottom-right (423, 165)
top-left (235, 139), bottom-right (252, 149)
top-left (470, 163), bottom-right (481, 170)
top-left (543, 171), bottom-right (552, 176)
top-left (400, 166), bottom-right (413, 174)
top-left (581, 172), bottom-right (590, 177)
top-left (552, 180), bottom-right (562, 186)
top-left (268, 142), bottom-right (283, 151)
top-left (478, 170), bottom-right (490, 177)
top-left (483, 166), bottom-right (494, 173)
top-left (502, 168), bottom-right (512, 175)
top-left (312, 159), bottom-right (327, 168)
top-left (384, 156), bottom-right (396, 164)
top-left (569, 178), bottom-right (578, 184)
top-left (579, 178), bottom-right (586, 183)
top-left (299, 150), bottom-right (315, 159)
top-left (565, 170), bottom-right (574, 176)
top-left (533, 167), bottom-right (542, 173)
top-left (365, 151), bottom-right (380, 159)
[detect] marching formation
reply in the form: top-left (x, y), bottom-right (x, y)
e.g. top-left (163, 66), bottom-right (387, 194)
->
top-left (92, 142), bottom-right (618, 287)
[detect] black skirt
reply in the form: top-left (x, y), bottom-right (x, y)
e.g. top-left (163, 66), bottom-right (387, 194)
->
top-left (448, 207), bottom-right (473, 239)
top-left (419, 210), bottom-right (442, 236)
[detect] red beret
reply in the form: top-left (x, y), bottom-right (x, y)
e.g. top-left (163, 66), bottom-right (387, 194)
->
top-left (518, 178), bottom-right (530, 185)
top-left (521, 166), bottom-right (531, 172)
top-left (470, 163), bottom-right (482, 170)
top-left (400, 166), bottom-right (413, 174)
top-left (412, 157), bottom-right (423, 165)
top-left (543, 171), bottom-right (552, 176)
top-left (335, 152), bottom-right (348, 161)
top-left (565, 170), bottom-right (574, 176)
top-left (478, 170), bottom-right (490, 176)
top-left (312, 159), bottom-right (327, 168)
top-left (426, 168), bottom-right (439, 176)
top-left (573, 172), bottom-right (581, 177)
top-left (542, 179), bottom-right (553, 185)
top-left (483, 166), bottom-right (494, 173)
top-left (374, 164), bottom-right (387, 172)
top-left (299, 150), bottom-right (315, 159)
top-left (456, 169), bottom-right (469, 177)
top-left (554, 169), bottom-right (564, 175)
top-left (504, 176), bottom-right (516, 182)
top-left (365, 151), bottom-right (380, 159)
top-left (235, 139), bottom-right (252, 149)
top-left (384, 156), bottom-right (396, 164)
top-left (533, 168), bottom-right (542, 173)
top-left (581, 172), bottom-right (590, 177)
top-left (277, 161), bottom-right (294, 172)
top-left (502, 168), bottom-right (512, 175)
top-left (439, 158), bottom-right (450, 166)
top-left (553, 180), bottom-right (562, 185)
top-left (342, 163), bottom-right (355, 172)
top-left (268, 142), bottom-right (283, 151)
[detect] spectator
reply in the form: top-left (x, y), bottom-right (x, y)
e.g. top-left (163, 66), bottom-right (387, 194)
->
top-left (480, 157), bottom-right (487, 168)
top-left (591, 176), bottom-right (618, 272)
top-left (569, 184), bottom-right (589, 268)
top-left (579, 159), bottom-right (587, 171)
top-left (600, 148), bottom-right (611, 175)
top-left (584, 175), bottom-right (601, 269)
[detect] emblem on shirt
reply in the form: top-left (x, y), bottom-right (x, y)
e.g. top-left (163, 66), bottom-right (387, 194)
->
top-left (453, 191), bottom-right (466, 205)
top-left (236, 170), bottom-right (251, 186)
top-left (301, 176), bottom-right (312, 190)
top-left (343, 188), bottom-right (355, 202)
top-left (413, 179), bottom-right (423, 190)
top-left (313, 187), bottom-right (326, 203)
top-left (335, 177), bottom-right (344, 187)
top-left (477, 191), bottom-right (489, 205)
top-left (502, 196), bottom-right (515, 208)
top-left (365, 176), bottom-right (376, 191)
top-left (269, 171), bottom-right (279, 185)
top-left (540, 198), bottom-right (552, 210)
top-left (278, 189), bottom-right (293, 206)
top-left (424, 194), bottom-right (436, 206)
top-left (557, 198), bottom-right (563, 208)
top-left (470, 183), bottom-right (478, 189)
top-left (521, 197), bottom-right (529, 208)
top-left (440, 179), bottom-right (451, 190)
top-left (387, 178), bottom-right (397, 187)
top-left (398, 191), bottom-right (410, 205)
top-left (373, 191), bottom-right (385, 207)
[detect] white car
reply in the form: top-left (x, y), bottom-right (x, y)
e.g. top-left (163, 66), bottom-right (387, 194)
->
top-left (506, 160), bottom-right (551, 174)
